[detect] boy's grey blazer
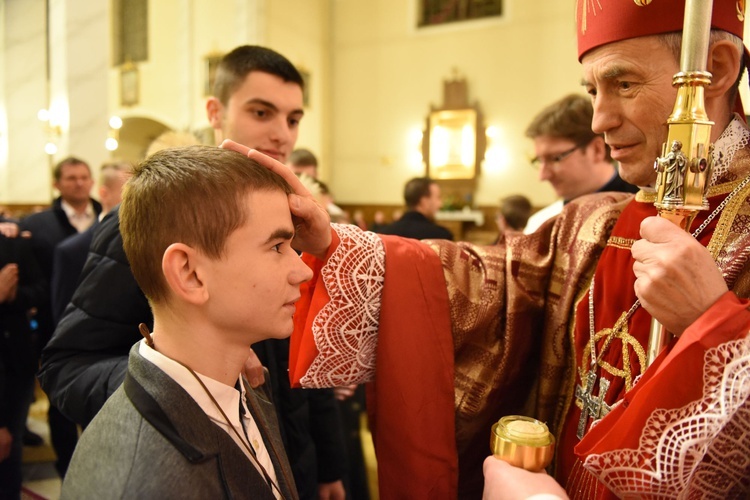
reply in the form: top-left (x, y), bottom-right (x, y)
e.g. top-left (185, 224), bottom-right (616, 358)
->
top-left (61, 344), bottom-right (298, 499)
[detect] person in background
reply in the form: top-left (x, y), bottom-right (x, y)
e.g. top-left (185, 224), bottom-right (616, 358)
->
top-left (20, 156), bottom-right (102, 478)
top-left (51, 160), bottom-right (132, 324)
top-left (495, 194), bottom-right (532, 242)
top-left (523, 94), bottom-right (637, 234)
top-left (288, 148), bottom-right (319, 178)
top-left (40, 46), bottom-right (348, 500)
top-left (368, 210), bottom-right (388, 233)
top-left (0, 223), bottom-right (46, 500)
top-left (377, 177), bottom-right (453, 240)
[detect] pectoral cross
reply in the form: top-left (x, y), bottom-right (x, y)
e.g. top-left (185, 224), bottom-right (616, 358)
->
top-left (575, 370), bottom-right (612, 439)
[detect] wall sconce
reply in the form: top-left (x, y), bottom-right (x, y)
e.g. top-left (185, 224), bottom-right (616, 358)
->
top-left (406, 127), bottom-right (424, 172)
top-left (106, 115), bottom-right (122, 151)
top-left (38, 108), bottom-right (62, 155)
top-left (483, 125), bottom-right (510, 173)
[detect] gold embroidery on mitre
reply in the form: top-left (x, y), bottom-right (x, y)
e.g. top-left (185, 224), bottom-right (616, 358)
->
top-left (738, 0), bottom-right (746, 22)
top-left (633, 0), bottom-right (653, 6)
top-left (580, 311), bottom-right (647, 392)
top-left (578, 0), bottom-right (604, 35)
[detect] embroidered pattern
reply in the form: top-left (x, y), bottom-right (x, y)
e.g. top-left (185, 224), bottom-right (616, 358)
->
top-left (711, 116), bottom-right (750, 185)
top-left (299, 223), bottom-right (385, 387)
top-left (606, 236), bottom-right (636, 250)
top-left (584, 336), bottom-right (750, 497)
top-left (577, 0), bottom-right (604, 35)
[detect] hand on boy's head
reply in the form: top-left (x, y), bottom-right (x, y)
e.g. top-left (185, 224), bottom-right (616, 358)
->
top-left (220, 140), bottom-right (333, 259)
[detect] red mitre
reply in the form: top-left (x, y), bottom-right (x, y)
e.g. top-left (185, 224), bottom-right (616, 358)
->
top-left (577, 0), bottom-right (747, 60)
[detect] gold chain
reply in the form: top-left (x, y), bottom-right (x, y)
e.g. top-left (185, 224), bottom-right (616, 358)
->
top-left (586, 174), bottom-right (750, 375)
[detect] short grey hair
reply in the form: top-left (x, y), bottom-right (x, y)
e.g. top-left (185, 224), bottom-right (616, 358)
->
top-left (657, 30), bottom-right (745, 107)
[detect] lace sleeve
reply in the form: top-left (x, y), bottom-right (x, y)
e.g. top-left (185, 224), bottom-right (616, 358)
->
top-left (584, 336), bottom-right (750, 498)
top-left (299, 223), bottom-right (386, 388)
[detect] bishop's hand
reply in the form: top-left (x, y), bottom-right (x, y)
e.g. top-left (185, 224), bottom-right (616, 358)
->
top-left (631, 216), bottom-right (727, 336)
top-left (220, 140), bottom-right (332, 259)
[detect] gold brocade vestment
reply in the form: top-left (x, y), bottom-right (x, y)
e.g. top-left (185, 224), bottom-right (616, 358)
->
top-left (425, 128), bottom-right (750, 496)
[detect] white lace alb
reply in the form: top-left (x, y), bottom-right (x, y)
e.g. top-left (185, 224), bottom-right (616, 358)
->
top-left (584, 336), bottom-right (750, 498)
top-left (298, 223), bottom-right (385, 387)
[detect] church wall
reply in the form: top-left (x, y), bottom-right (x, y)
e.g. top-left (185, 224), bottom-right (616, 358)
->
top-left (326, 0), bottom-right (583, 207)
top-left (1, 0), bottom-right (53, 204)
top-left (265, 0), bottom-right (331, 178)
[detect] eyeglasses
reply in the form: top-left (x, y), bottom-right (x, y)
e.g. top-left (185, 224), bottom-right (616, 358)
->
top-left (530, 143), bottom-right (586, 169)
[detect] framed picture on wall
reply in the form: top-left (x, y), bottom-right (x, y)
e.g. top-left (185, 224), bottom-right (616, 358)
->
top-left (120, 63), bottom-right (139, 107)
top-left (417, 0), bottom-right (503, 28)
top-left (204, 53), bottom-right (223, 96)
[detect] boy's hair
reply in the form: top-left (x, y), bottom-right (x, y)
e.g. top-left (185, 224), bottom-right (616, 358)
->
top-left (213, 45), bottom-right (304, 106)
top-left (120, 146), bottom-right (293, 304)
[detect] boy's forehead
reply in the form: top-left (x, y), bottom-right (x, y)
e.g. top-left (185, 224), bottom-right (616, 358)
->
top-left (242, 188), bottom-right (294, 227)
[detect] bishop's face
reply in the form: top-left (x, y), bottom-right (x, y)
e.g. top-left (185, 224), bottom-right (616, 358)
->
top-left (581, 35), bottom-right (680, 187)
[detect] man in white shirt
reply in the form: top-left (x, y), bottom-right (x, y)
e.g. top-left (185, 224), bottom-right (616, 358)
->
top-left (19, 156), bottom-right (101, 477)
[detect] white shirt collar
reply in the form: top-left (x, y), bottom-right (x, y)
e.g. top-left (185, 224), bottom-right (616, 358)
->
top-left (138, 339), bottom-right (243, 430)
top-left (137, 340), bottom-right (280, 497)
top-left (60, 199), bottom-right (95, 232)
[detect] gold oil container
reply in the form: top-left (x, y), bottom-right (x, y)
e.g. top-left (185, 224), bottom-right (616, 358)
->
top-left (490, 415), bottom-right (555, 472)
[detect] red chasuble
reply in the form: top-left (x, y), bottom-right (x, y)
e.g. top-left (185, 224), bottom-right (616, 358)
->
top-left (575, 291), bottom-right (750, 498)
top-left (557, 190), bottom-right (734, 497)
top-left (291, 231), bottom-right (459, 499)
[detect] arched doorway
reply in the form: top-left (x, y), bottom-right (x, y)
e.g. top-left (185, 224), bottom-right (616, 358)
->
top-left (117, 117), bottom-right (171, 164)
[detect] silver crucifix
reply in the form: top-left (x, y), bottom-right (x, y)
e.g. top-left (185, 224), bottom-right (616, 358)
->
top-left (575, 370), bottom-right (612, 439)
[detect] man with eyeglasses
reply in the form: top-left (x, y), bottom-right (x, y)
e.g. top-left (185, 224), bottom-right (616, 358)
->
top-left (523, 94), bottom-right (638, 234)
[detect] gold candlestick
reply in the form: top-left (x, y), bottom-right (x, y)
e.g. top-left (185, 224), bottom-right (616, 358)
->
top-left (490, 415), bottom-right (555, 472)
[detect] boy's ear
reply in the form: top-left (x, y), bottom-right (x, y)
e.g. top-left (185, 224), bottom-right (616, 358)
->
top-left (162, 243), bottom-right (208, 305)
top-left (206, 97), bottom-right (224, 130)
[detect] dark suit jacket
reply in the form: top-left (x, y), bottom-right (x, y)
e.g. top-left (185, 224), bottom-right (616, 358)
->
top-left (51, 223), bottom-right (97, 325)
top-left (377, 211), bottom-right (454, 240)
top-left (0, 229), bottom-right (47, 428)
top-left (20, 197), bottom-right (102, 282)
top-left (62, 345), bottom-right (297, 499)
top-left (20, 197), bottom-right (101, 344)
